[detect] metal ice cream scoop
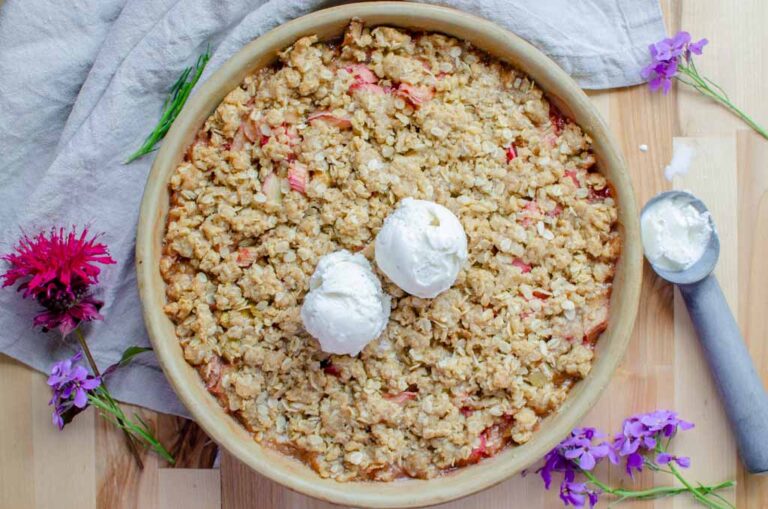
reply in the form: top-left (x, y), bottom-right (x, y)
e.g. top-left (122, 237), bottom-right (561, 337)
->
top-left (642, 190), bottom-right (768, 474)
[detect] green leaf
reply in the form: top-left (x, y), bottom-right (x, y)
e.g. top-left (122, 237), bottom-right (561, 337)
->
top-left (118, 346), bottom-right (153, 367)
top-left (101, 345), bottom-right (153, 379)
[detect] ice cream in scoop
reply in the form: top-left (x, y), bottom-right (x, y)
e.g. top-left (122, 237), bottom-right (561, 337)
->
top-left (375, 198), bottom-right (468, 299)
top-left (300, 250), bottom-right (390, 355)
top-left (641, 194), bottom-right (712, 272)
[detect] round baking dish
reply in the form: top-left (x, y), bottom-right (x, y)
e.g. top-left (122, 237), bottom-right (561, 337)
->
top-left (136, 3), bottom-right (641, 507)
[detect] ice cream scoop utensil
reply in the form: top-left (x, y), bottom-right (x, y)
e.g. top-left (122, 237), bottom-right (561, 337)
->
top-left (642, 190), bottom-right (768, 474)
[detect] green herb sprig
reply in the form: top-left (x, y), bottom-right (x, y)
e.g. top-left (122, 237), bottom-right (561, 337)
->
top-left (125, 46), bottom-right (211, 163)
top-left (88, 385), bottom-right (175, 464)
top-left (73, 330), bottom-right (174, 466)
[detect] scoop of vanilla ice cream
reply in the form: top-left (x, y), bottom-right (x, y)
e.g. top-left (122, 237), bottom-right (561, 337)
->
top-left (300, 250), bottom-right (391, 355)
top-left (641, 196), bottom-right (712, 271)
top-left (375, 198), bottom-right (468, 298)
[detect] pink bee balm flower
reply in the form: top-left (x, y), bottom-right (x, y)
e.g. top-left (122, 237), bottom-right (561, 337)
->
top-left (1, 227), bottom-right (115, 335)
top-left (33, 293), bottom-right (105, 336)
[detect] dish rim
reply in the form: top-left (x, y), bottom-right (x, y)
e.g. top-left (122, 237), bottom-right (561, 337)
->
top-left (135, 2), bottom-right (642, 507)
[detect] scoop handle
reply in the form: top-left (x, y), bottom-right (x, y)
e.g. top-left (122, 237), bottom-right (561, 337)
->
top-left (679, 275), bottom-right (768, 474)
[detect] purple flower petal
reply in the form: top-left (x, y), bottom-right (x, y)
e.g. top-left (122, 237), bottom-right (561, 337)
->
top-left (559, 481), bottom-right (600, 508)
top-left (538, 448), bottom-right (576, 490)
top-left (560, 481), bottom-right (587, 507)
top-left (540, 465), bottom-right (553, 489)
top-left (626, 452), bottom-right (644, 477)
top-left (588, 490), bottom-right (599, 508)
top-left (589, 443), bottom-right (611, 458)
top-left (671, 31), bottom-right (692, 51)
top-left (47, 350), bottom-right (100, 428)
top-left (71, 365), bottom-right (89, 382)
top-left (579, 453), bottom-right (596, 471)
top-left (73, 387), bottom-right (88, 408)
top-left (640, 64), bottom-right (655, 80)
top-left (81, 377), bottom-right (101, 391)
top-left (620, 437), bottom-right (640, 455)
top-left (564, 448), bottom-right (583, 459)
top-left (626, 420), bottom-right (645, 437)
top-left (661, 78), bottom-right (672, 94)
top-left (656, 452), bottom-right (672, 465)
top-left (52, 411), bottom-right (64, 429)
top-left (676, 456), bottom-right (691, 468)
top-left (60, 385), bottom-right (74, 399)
top-left (607, 446), bottom-right (619, 465)
top-left (689, 38), bottom-right (708, 55)
top-left (654, 41), bottom-right (674, 61)
top-left (662, 60), bottom-right (679, 78)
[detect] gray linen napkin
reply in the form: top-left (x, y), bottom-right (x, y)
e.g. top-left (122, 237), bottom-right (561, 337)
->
top-left (0, 0), bottom-right (665, 417)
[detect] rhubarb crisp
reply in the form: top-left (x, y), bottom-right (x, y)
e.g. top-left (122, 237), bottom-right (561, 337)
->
top-left (161, 20), bottom-right (621, 481)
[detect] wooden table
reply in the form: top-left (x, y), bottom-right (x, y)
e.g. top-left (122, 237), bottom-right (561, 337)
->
top-left (2, 0), bottom-right (767, 507)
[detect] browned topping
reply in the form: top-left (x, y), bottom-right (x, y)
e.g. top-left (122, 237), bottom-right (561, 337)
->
top-left (161, 20), bottom-right (620, 482)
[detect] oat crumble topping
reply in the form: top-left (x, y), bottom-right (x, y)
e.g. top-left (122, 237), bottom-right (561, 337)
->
top-left (160, 20), bottom-right (621, 481)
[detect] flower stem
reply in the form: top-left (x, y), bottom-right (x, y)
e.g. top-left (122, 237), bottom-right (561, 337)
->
top-left (678, 64), bottom-right (768, 140)
top-left (74, 329), bottom-right (145, 470)
top-left (582, 470), bottom-right (734, 507)
top-left (88, 388), bottom-right (175, 464)
top-left (668, 463), bottom-right (734, 509)
top-left (75, 329), bottom-right (102, 377)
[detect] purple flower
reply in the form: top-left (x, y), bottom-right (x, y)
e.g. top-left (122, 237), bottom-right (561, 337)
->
top-left (560, 427), bottom-right (616, 471)
top-left (47, 351), bottom-right (101, 429)
top-left (624, 451), bottom-right (644, 477)
top-left (537, 427), bottom-right (614, 491)
top-left (641, 31), bottom-right (709, 95)
top-left (688, 38), bottom-right (708, 56)
top-left (538, 447), bottom-right (577, 489)
top-left (656, 453), bottom-right (691, 469)
top-left (642, 59), bottom-right (678, 94)
top-left (640, 410), bottom-right (694, 436)
top-left (559, 481), bottom-right (600, 508)
top-left (613, 410), bottom-right (693, 476)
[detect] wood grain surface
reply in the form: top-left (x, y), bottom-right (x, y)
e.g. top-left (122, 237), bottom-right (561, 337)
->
top-left (2, 0), bottom-right (767, 508)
